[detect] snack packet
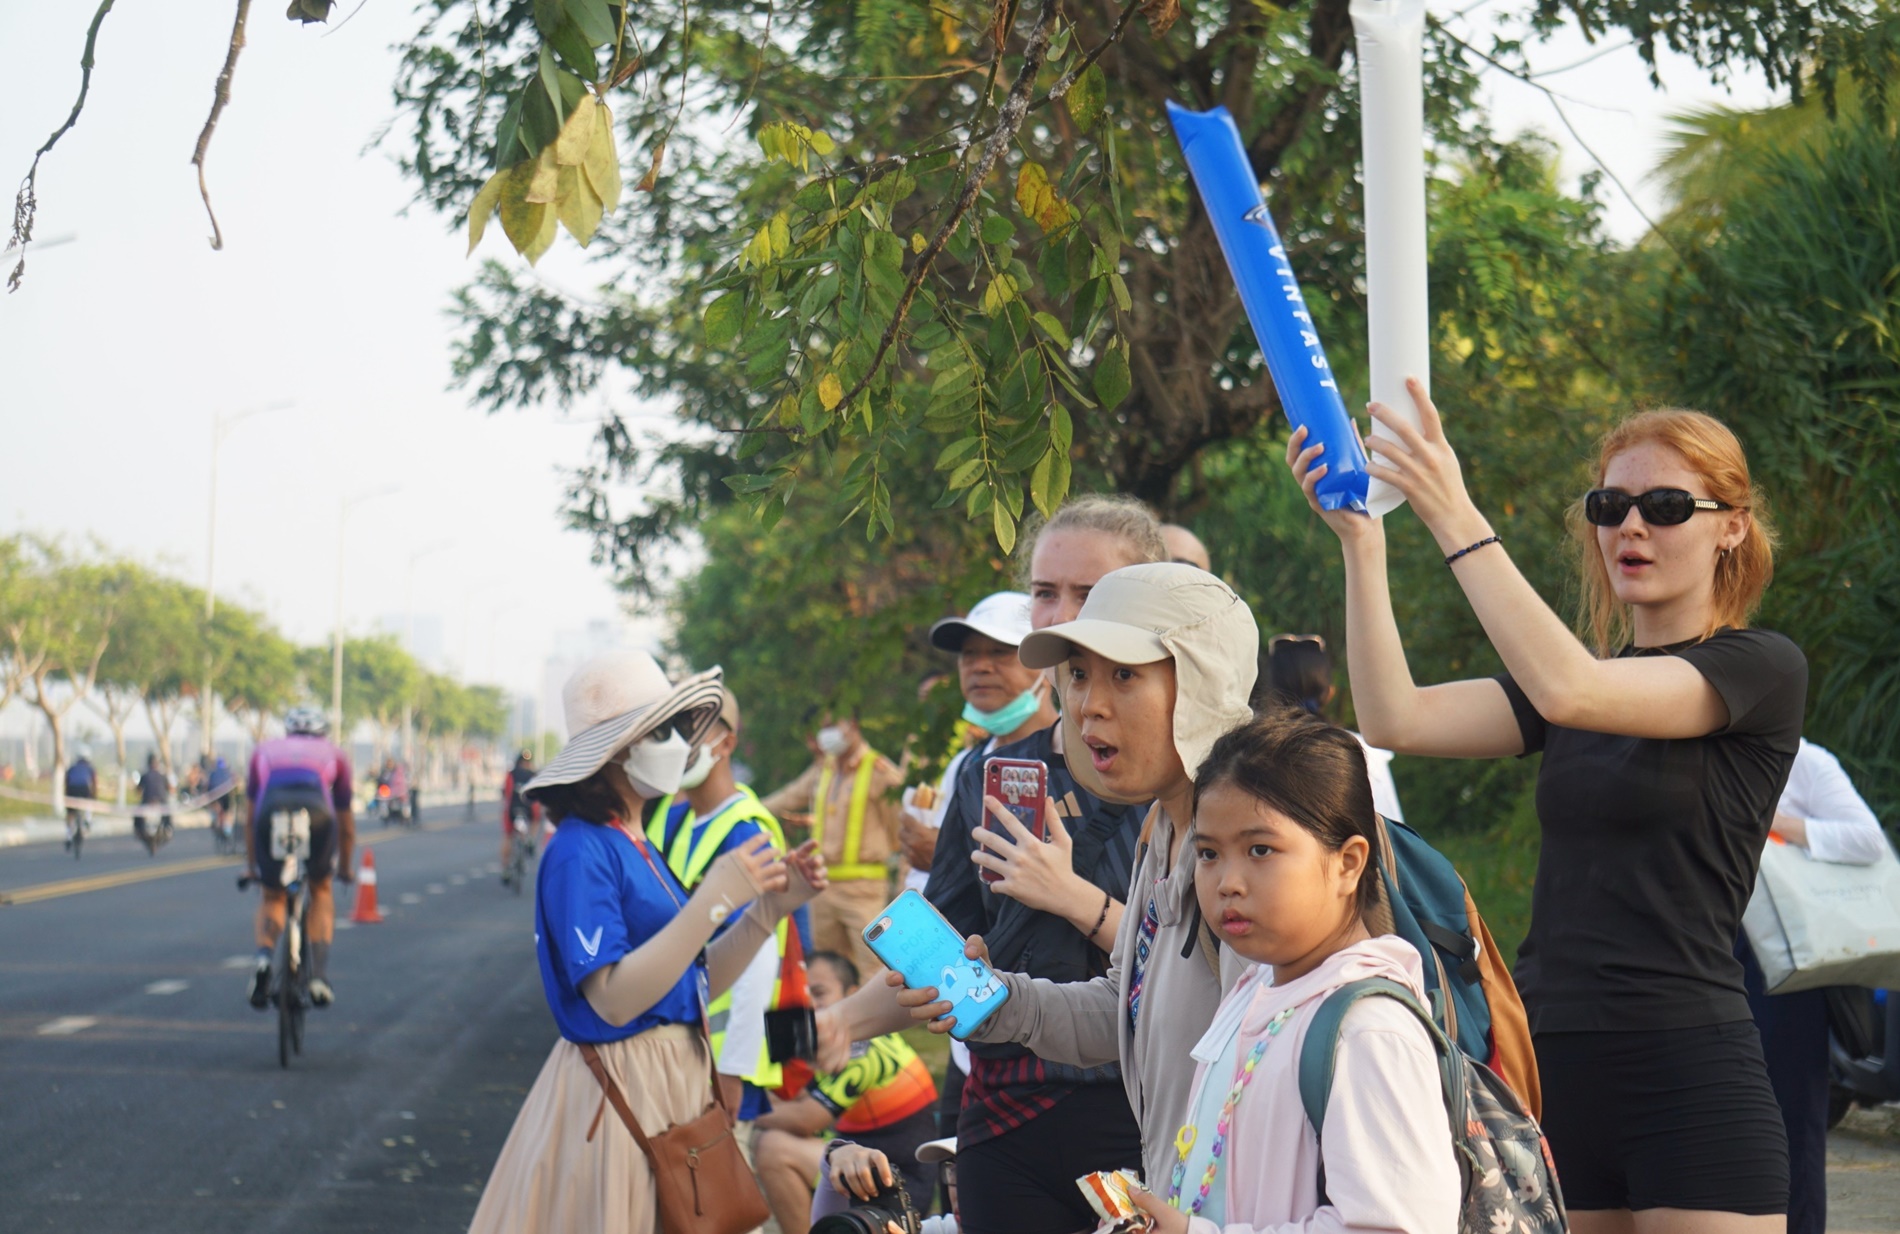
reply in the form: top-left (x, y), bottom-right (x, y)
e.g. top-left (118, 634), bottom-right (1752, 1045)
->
top-left (1077, 1169), bottom-right (1153, 1234)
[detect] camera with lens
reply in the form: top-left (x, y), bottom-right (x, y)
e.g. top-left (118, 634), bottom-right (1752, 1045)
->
top-left (810, 1177), bottom-right (921, 1234)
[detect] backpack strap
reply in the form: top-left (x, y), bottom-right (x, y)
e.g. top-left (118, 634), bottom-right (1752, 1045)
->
top-left (1297, 977), bottom-right (1464, 1145)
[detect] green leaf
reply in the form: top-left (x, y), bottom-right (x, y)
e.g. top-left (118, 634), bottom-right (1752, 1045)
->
top-left (981, 213), bottom-right (1014, 245)
top-left (1108, 270), bottom-right (1132, 312)
top-left (538, 45), bottom-right (565, 120)
top-left (992, 499), bottom-right (1017, 554)
top-left (722, 473), bottom-right (776, 494)
top-left (1032, 311), bottom-right (1071, 350)
top-left (929, 362), bottom-right (973, 396)
top-left (1093, 341), bottom-right (1131, 408)
top-left (532, 0), bottom-right (566, 39)
top-left (1066, 64), bottom-right (1107, 131)
top-left (704, 292), bottom-right (743, 348)
top-left (493, 89), bottom-right (528, 170)
top-left (946, 458), bottom-right (985, 490)
top-left (1030, 449), bottom-right (1057, 517)
top-left (936, 437), bottom-right (981, 470)
top-left (568, 0), bottom-right (616, 45)
top-left (548, 21), bottom-right (599, 79)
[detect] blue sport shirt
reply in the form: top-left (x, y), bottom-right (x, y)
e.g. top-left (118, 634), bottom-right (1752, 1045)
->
top-left (534, 816), bottom-right (706, 1044)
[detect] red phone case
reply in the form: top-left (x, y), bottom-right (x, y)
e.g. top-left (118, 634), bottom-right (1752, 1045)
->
top-left (980, 758), bottom-right (1048, 884)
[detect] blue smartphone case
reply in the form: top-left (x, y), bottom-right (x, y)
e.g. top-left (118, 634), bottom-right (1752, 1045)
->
top-left (862, 889), bottom-right (1010, 1040)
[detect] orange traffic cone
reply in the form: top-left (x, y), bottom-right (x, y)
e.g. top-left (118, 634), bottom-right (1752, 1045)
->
top-left (351, 848), bottom-right (385, 923)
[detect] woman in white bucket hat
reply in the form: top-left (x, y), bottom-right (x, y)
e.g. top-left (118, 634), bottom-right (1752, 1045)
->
top-left (470, 649), bottom-right (827, 1234)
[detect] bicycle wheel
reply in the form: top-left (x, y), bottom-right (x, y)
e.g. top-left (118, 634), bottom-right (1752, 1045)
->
top-left (275, 915), bottom-right (297, 1069)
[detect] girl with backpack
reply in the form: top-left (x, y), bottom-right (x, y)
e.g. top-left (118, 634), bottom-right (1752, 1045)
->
top-left (1290, 384), bottom-right (1802, 1232)
top-left (1127, 709), bottom-right (1461, 1234)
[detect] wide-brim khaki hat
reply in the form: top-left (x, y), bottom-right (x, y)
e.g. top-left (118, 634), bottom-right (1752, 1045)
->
top-left (524, 650), bottom-right (724, 794)
top-left (1021, 563), bottom-right (1258, 789)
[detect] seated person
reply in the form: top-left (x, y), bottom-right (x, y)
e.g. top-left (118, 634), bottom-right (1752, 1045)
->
top-left (755, 952), bottom-right (938, 1234)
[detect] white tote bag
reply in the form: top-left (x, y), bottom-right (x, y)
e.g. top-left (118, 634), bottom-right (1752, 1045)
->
top-left (1742, 835), bottom-right (1900, 993)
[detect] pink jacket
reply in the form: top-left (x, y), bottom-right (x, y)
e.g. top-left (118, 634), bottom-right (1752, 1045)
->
top-left (1183, 936), bottom-right (1460, 1234)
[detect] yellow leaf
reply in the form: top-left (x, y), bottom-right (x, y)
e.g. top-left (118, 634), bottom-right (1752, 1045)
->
top-left (1014, 162), bottom-right (1074, 233)
top-left (911, 232), bottom-right (926, 254)
top-left (980, 273), bottom-right (1019, 315)
top-left (557, 164), bottom-right (604, 246)
top-left (940, 14), bottom-right (962, 55)
top-left (525, 146), bottom-right (561, 204)
top-left (769, 213), bottom-right (791, 258)
top-left (499, 192), bottom-right (549, 259)
top-left (818, 373), bottom-right (844, 411)
top-left (554, 96), bottom-right (599, 166)
top-left (583, 103), bottom-right (622, 212)
top-left (906, 32), bottom-right (925, 57)
top-left (524, 193), bottom-right (560, 264)
top-left (466, 165), bottom-right (511, 255)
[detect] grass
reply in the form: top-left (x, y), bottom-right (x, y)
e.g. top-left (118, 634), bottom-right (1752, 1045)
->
top-left (1431, 785), bottom-right (1542, 970)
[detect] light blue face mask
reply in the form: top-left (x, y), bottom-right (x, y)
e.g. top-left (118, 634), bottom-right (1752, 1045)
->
top-left (962, 684), bottom-right (1046, 736)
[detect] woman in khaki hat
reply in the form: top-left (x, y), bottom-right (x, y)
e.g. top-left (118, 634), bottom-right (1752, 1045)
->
top-left (897, 563), bottom-right (1261, 1195)
top-left (469, 649), bottom-right (827, 1234)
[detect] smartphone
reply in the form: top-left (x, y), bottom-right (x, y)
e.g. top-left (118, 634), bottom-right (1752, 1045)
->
top-left (980, 757), bottom-right (1049, 885)
top-left (862, 890), bottom-right (1010, 1040)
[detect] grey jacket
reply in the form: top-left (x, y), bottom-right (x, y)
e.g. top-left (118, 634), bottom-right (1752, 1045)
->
top-left (967, 805), bottom-right (1247, 1186)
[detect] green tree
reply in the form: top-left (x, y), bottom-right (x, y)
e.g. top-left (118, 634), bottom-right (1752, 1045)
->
top-left (219, 609), bottom-right (303, 744)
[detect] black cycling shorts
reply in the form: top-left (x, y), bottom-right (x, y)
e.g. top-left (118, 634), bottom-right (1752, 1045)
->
top-left (1536, 1021), bottom-right (1789, 1215)
top-left (252, 785), bottom-right (338, 888)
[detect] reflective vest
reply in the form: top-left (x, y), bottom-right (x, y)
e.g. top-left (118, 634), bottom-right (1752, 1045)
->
top-left (813, 753), bottom-right (886, 881)
top-left (644, 786), bottom-right (791, 1089)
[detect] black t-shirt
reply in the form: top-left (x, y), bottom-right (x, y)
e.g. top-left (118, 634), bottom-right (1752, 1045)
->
top-left (1499, 626), bottom-right (1807, 1033)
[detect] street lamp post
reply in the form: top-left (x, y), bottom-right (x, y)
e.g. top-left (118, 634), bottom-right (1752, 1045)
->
top-left (332, 485), bottom-right (401, 738)
top-left (202, 400), bottom-right (292, 758)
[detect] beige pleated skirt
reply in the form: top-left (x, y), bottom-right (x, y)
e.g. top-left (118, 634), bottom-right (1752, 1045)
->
top-left (469, 1023), bottom-right (711, 1234)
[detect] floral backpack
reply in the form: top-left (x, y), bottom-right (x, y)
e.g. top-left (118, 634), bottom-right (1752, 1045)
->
top-left (1298, 977), bottom-right (1567, 1234)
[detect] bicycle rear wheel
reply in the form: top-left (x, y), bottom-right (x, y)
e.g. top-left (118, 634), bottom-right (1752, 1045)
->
top-left (274, 910), bottom-right (300, 1069)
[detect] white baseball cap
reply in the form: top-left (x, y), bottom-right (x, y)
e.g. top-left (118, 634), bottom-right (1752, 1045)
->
top-left (928, 591), bottom-right (1033, 652)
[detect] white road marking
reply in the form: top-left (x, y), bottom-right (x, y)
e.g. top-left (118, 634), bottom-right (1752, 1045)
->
top-left (144, 979), bottom-right (189, 995)
top-left (334, 919), bottom-right (355, 930)
top-left (222, 955), bottom-right (257, 969)
top-left (427, 884), bottom-right (445, 895)
top-left (37, 1016), bottom-right (98, 1036)
top-left (449, 875), bottom-right (466, 886)
top-left (399, 892), bottom-right (423, 905)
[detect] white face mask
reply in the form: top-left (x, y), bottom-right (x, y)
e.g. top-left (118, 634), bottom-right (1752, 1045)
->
top-left (676, 742), bottom-right (719, 791)
top-left (620, 729), bottom-right (691, 799)
top-left (815, 725), bottom-right (851, 758)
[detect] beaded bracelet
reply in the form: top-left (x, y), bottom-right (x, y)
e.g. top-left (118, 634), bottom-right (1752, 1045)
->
top-left (1444, 535), bottom-right (1501, 567)
top-left (1085, 888), bottom-right (1112, 943)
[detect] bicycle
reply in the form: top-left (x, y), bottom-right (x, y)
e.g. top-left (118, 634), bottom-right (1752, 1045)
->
top-left (502, 811), bottom-right (537, 896)
top-left (209, 801), bottom-right (240, 856)
top-left (239, 806), bottom-right (313, 1070)
top-left (63, 806), bottom-right (90, 860)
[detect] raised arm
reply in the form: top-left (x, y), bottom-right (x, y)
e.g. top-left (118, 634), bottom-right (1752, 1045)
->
top-left (1294, 380), bottom-right (1736, 747)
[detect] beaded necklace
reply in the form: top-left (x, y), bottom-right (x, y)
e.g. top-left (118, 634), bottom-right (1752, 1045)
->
top-left (1166, 1007), bottom-right (1295, 1215)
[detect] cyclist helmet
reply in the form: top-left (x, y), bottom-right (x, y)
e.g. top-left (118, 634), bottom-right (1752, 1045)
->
top-left (518, 747), bottom-right (534, 763)
top-left (285, 706), bottom-right (330, 737)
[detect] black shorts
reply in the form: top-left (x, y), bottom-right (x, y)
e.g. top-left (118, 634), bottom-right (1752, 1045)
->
top-left (955, 1083), bottom-right (1143, 1234)
top-left (1536, 1022), bottom-right (1789, 1215)
top-left (251, 786), bottom-right (337, 888)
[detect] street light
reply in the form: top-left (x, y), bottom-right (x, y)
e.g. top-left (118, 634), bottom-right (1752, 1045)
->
top-left (332, 484), bottom-right (401, 737)
top-left (201, 400), bottom-right (293, 758)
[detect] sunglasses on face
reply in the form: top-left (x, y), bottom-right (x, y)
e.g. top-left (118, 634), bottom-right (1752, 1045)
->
top-left (1583, 488), bottom-right (1737, 528)
top-left (1268, 633), bottom-right (1326, 651)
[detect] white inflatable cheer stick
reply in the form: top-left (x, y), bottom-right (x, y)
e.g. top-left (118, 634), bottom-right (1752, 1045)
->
top-left (1352, 0), bottom-right (1430, 517)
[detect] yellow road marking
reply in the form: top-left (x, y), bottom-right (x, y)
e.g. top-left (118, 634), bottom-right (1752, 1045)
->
top-left (0, 817), bottom-right (466, 906)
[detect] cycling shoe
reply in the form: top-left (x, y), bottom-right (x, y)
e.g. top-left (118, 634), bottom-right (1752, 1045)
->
top-left (248, 960), bottom-right (271, 1010)
top-left (308, 979), bottom-right (335, 1007)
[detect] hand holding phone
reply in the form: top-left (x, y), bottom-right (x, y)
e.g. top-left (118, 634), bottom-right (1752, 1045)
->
top-left (979, 758), bottom-right (1048, 885)
top-left (863, 890), bottom-right (1009, 1039)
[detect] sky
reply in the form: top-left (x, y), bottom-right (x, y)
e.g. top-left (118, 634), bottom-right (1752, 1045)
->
top-left (0, 1), bottom-right (1780, 719)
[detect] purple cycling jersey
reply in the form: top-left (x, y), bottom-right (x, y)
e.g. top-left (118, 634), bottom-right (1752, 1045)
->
top-left (248, 735), bottom-right (354, 821)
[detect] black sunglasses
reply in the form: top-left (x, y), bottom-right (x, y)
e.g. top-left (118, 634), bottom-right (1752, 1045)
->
top-left (1583, 488), bottom-right (1738, 528)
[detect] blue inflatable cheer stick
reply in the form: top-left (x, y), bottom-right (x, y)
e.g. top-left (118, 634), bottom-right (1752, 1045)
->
top-left (1166, 102), bottom-right (1371, 512)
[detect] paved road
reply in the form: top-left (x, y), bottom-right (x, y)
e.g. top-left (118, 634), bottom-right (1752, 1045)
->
top-left (0, 805), bottom-right (551, 1233)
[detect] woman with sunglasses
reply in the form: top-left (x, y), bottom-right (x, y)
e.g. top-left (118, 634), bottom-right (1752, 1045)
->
top-left (1290, 382), bottom-right (1805, 1234)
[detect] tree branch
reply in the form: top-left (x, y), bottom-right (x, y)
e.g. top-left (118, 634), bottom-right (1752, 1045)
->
top-left (9, 0), bottom-right (118, 292)
top-left (827, 0), bottom-right (1061, 416)
top-left (192, 0), bottom-right (255, 252)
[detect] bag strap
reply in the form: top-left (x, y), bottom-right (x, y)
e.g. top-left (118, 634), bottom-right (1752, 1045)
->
top-left (579, 1041), bottom-right (659, 1154)
top-left (1296, 977), bottom-right (1462, 1142)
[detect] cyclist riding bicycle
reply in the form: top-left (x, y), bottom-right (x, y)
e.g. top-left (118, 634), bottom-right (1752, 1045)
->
top-left (64, 746), bottom-right (98, 851)
top-left (498, 748), bottom-right (541, 881)
top-left (246, 707), bottom-right (355, 1009)
top-left (206, 754), bottom-right (236, 843)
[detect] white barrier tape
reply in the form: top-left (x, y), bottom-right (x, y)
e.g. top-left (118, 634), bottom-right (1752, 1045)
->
top-left (0, 781), bottom-right (234, 820)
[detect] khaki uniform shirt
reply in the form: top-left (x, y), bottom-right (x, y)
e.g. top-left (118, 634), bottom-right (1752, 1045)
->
top-left (761, 747), bottom-right (904, 874)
